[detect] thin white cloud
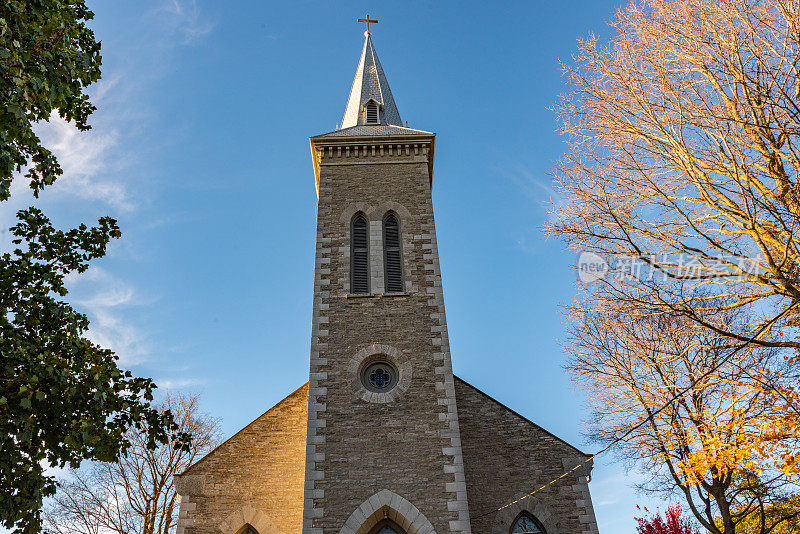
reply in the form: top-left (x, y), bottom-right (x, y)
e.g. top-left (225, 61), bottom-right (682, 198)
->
top-left (156, 377), bottom-right (205, 390)
top-left (35, 112), bottom-right (132, 211)
top-left (501, 164), bottom-right (564, 208)
top-left (64, 267), bottom-right (150, 366)
top-left (591, 471), bottom-right (633, 507)
top-left (65, 265), bottom-right (109, 284)
top-left (591, 465), bottom-right (666, 509)
top-left (3, 1), bottom-right (214, 372)
top-left (78, 284), bottom-right (136, 309)
top-left (497, 163), bottom-right (571, 248)
top-left (152, 0), bottom-right (214, 43)
top-left (90, 74), bottom-right (123, 104)
top-left (84, 308), bottom-right (151, 367)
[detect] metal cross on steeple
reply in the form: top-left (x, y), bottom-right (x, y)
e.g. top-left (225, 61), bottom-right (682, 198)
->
top-left (339, 19), bottom-right (402, 128)
top-left (357, 14), bottom-right (378, 35)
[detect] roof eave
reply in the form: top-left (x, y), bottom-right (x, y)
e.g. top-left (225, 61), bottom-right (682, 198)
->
top-left (309, 132), bottom-right (436, 195)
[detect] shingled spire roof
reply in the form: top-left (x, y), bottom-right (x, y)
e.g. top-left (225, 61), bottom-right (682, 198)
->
top-left (310, 27), bottom-right (436, 186)
top-left (341, 31), bottom-right (402, 128)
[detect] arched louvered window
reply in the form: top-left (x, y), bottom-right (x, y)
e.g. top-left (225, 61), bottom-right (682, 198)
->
top-left (351, 213), bottom-right (370, 294)
top-left (238, 526), bottom-right (258, 534)
top-left (510, 512), bottom-right (546, 533)
top-left (383, 212), bottom-right (403, 293)
top-left (366, 101), bottom-right (379, 124)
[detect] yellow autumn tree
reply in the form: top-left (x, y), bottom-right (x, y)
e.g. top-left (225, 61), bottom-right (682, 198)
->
top-left (546, 0), bottom-right (800, 527)
top-left (725, 495), bottom-right (800, 533)
top-left (548, 0), bottom-right (800, 344)
top-left (566, 303), bottom-right (798, 534)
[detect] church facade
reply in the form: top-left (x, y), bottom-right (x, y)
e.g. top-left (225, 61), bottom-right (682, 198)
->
top-left (174, 29), bottom-right (599, 534)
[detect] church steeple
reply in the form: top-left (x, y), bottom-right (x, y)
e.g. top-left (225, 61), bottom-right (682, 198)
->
top-left (341, 31), bottom-right (402, 128)
top-left (173, 20), bottom-right (599, 534)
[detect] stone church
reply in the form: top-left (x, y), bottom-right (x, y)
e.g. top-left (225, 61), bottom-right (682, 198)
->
top-left (174, 27), bottom-right (599, 534)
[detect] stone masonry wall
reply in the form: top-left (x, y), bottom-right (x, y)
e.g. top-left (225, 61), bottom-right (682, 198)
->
top-left (454, 378), bottom-right (599, 534)
top-left (175, 384), bottom-right (308, 534)
top-left (303, 141), bottom-right (472, 534)
top-left (173, 139), bottom-right (599, 534)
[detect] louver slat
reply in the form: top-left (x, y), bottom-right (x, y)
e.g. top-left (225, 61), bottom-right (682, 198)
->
top-left (351, 215), bottom-right (369, 294)
top-left (383, 214), bottom-right (403, 293)
top-left (366, 102), bottom-right (379, 124)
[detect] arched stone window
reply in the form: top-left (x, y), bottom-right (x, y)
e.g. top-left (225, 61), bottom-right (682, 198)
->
top-left (351, 213), bottom-right (369, 294)
top-left (237, 525), bottom-right (258, 534)
top-left (368, 519), bottom-right (405, 534)
top-left (382, 212), bottom-right (403, 292)
top-left (511, 512), bottom-right (546, 533)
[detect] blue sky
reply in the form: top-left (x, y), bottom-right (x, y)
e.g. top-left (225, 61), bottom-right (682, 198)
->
top-left (2, 1), bottom-right (674, 531)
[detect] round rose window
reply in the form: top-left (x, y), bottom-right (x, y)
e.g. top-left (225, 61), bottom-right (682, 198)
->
top-left (360, 360), bottom-right (399, 393)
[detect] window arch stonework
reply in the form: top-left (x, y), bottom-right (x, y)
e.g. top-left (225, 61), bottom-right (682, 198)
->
top-left (218, 506), bottom-right (279, 534)
top-left (338, 202), bottom-right (413, 295)
top-left (510, 512), bottom-right (546, 533)
top-left (490, 495), bottom-right (560, 534)
top-left (347, 344), bottom-right (412, 404)
top-left (338, 489), bottom-right (435, 534)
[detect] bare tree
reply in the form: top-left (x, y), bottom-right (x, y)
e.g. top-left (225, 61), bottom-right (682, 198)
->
top-left (547, 0), bottom-right (800, 511)
top-left (566, 302), bottom-right (799, 534)
top-left (547, 0), bottom-right (800, 347)
top-left (45, 393), bottom-right (221, 534)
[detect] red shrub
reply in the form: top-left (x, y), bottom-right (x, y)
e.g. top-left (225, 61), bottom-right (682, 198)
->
top-left (635, 505), bottom-right (699, 534)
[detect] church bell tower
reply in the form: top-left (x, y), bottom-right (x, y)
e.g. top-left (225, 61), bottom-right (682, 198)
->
top-left (173, 20), bottom-right (598, 534)
top-left (303, 27), bottom-right (473, 534)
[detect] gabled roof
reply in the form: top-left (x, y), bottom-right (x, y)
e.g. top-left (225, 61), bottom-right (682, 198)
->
top-left (312, 124), bottom-right (433, 140)
top-left (341, 32), bottom-right (402, 128)
top-left (178, 376), bottom-right (587, 481)
top-left (454, 375), bottom-right (591, 457)
top-left (176, 382), bottom-right (308, 477)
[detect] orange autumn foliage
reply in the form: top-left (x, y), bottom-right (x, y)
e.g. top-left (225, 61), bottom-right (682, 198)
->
top-left (549, 2), bottom-right (800, 532)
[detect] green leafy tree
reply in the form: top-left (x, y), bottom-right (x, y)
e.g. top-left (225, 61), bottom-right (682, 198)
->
top-left (0, 2), bottom-right (188, 532)
top-left (1, 0), bottom-right (100, 200)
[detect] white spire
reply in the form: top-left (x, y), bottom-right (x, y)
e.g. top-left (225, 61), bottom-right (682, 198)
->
top-left (340, 33), bottom-right (402, 129)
